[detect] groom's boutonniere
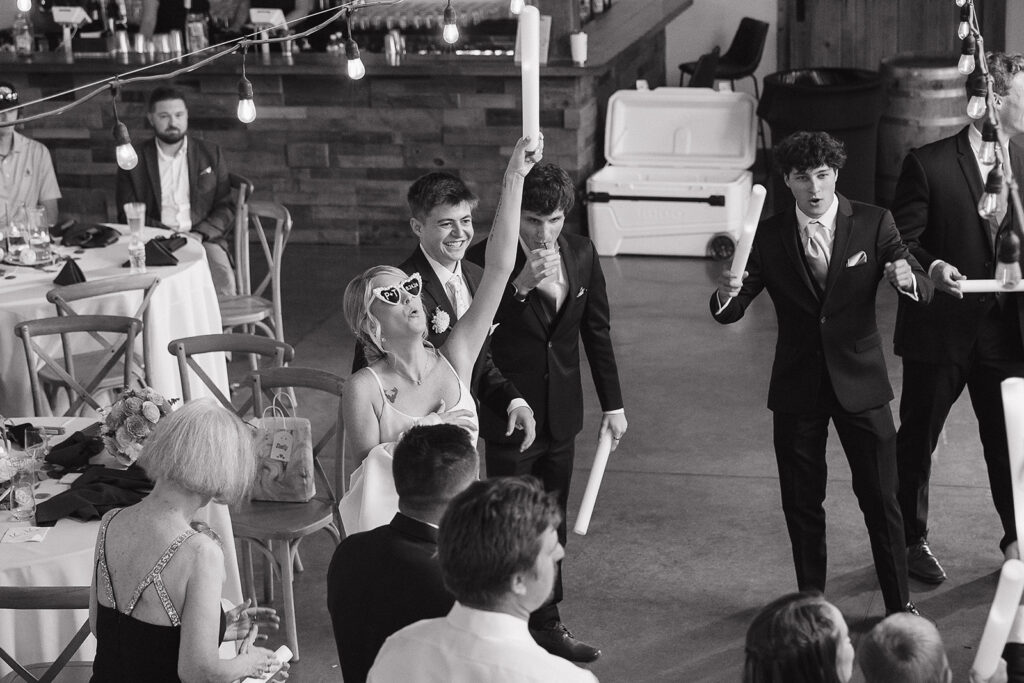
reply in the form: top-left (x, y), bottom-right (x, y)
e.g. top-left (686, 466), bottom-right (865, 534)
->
top-left (431, 308), bottom-right (451, 334)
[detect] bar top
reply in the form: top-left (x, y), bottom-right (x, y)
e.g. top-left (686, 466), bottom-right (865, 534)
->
top-left (0, 0), bottom-right (691, 78)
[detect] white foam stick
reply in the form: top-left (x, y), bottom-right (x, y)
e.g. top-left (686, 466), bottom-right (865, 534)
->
top-left (573, 431), bottom-right (613, 536)
top-left (959, 280), bottom-right (1024, 293)
top-left (719, 184), bottom-right (766, 311)
top-left (972, 559), bottom-right (1024, 679)
top-left (1003, 378), bottom-right (1024, 545)
top-left (519, 5), bottom-right (540, 152)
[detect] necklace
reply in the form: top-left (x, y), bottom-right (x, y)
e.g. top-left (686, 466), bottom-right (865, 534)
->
top-left (388, 349), bottom-right (435, 385)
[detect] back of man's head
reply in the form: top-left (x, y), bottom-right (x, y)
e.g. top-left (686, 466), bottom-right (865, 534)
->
top-left (406, 172), bottom-right (478, 222)
top-left (393, 425), bottom-right (478, 517)
top-left (148, 85), bottom-right (188, 111)
top-left (437, 476), bottom-right (561, 609)
top-left (858, 613), bottom-right (951, 683)
top-left (522, 163), bottom-right (575, 216)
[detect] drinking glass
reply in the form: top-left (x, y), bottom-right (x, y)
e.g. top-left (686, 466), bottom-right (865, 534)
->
top-left (27, 207), bottom-right (51, 263)
top-left (6, 204), bottom-right (27, 257)
top-left (23, 428), bottom-right (46, 470)
top-left (124, 202), bottom-right (147, 273)
top-left (9, 469), bottom-right (36, 521)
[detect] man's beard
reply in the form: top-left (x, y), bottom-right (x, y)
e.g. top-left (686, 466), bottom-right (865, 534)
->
top-left (155, 128), bottom-right (185, 144)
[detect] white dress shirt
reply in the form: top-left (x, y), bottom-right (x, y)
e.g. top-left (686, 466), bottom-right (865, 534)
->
top-left (368, 602), bottom-right (599, 683)
top-left (794, 195), bottom-right (839, 262)
top-left (156, 137), bottom-right (191, 231)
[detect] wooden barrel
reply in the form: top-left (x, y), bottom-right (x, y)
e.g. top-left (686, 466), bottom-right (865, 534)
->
top-left (876, 53), bottom-right (970, 208)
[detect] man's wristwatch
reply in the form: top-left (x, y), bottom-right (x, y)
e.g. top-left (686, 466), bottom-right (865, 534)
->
top-left (511, 283), bottom-right (528, 303)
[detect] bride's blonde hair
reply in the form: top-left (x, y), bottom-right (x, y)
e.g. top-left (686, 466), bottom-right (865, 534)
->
top-left (343, 265), bottom-right (428, 364)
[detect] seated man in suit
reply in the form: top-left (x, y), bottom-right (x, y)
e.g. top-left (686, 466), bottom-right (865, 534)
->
top-left (352, 171), bottom-right (535, 447)
top-left (368, 476), bottom-right (598, 682)
top-left (0, 81), bottom-right (61, 227)
top-left (326, 424), bottom-right (478, 683)
top-left (115, 86), bottom-right (236, 295)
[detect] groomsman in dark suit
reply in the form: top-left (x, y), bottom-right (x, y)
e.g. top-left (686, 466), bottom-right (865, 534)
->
top-left (352, 172), bottom-right (536, 445)
top-left (467, 163), bottom-right (627, 663)
top-left (326, 424), bottom-right (478, 683)
top-left (712, 131), bottom-right (933, 615)
top-left (892, 52), bottom-right (1024, 582)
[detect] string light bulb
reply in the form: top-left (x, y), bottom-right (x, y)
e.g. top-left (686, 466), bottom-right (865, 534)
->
top-left (237, 76), bottom-right (255, 123)
top-left (345, 37), bottom-right (365, 79)
top-left (112, 121), bottom-right (138, 170)
top-left (16, 0), bottom-right (31, 12)
top-left (996, 230), bottom-right (1022, 287)
top-left (955, 0), bottom-right (967, 6)
top-left (966, 75), bottom-right (988, 119)
top-left (510, 0), bottom-right (524, 15)
top-left (959, 34), bottom-right (976, 75)
top-left (957, 5), bottom-right (971, 39)
top-left (443, 0), bottom-right (459, 44)
top-left (978, 164), bottom-right (1003, 219)
top-left (980, 119), bottom-right (998, 165)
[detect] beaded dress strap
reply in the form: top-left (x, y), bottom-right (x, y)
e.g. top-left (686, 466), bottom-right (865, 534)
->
top-left (122, 527), bottom-right (198, 626)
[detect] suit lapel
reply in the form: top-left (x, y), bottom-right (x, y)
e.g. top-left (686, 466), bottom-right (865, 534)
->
top-left (955, 128), bottom-right (993, 254)
top-left (823, 196), bottom-right (853, 300)
top-left (780, 208), bottom-right (820, 300)
top-left (144, 141), bottom-right (161, 215)
top-left (187, 138), bottom-right (201, 218)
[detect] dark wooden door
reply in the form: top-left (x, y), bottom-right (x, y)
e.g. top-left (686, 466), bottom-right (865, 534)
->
top-left (778, 0), bottom-right (1005, 71)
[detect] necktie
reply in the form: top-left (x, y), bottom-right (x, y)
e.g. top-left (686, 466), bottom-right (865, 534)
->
top-left (446, 273), bottom-right (469, 318)
top-left (803, 220), bottom-right (830, 288)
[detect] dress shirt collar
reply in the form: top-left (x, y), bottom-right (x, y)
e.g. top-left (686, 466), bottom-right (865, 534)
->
top-left (156, 135), bottom-right (188, 162)
top-left (795, 195), bottom-right (839, 235)
top-left (419, 245), bottom-right (464, 285)
top-left (446, 602), bottom-right (533, 642)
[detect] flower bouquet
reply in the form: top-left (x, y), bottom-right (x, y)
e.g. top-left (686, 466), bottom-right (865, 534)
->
top-left (102, 387), bottom-right (177, 467)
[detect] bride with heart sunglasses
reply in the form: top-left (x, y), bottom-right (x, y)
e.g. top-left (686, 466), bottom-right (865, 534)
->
top-left (338, 135), bottom-right (541, 534)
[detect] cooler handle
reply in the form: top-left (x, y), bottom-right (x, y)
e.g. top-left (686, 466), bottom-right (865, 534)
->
top-left (587, 192), bottom-right (726, 206)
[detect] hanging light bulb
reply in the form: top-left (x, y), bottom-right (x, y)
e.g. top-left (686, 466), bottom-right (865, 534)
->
top-left (345, 37), bottom-right (365, 79)
top-left (979, 119), bottom-right (998, 165)
top-left (510, 0), bottom-right (524, 15)
top-left (237, 76), bottom-right (256, 123)
top-left (112, 121), bottom-right (138, 170)
top-left (443, 0), bottom-right (459, 44)
top-left (978, 165), bottom-right (1003, 219)
top-left (966, 75), bottom-right (988, 119)
top-left (959, 34), bottom-right (976, 75)
top-left (16, 0), bottom-right (31, 12)
top-left (957, 5), bottom-right (971, 39)
top-left (955, 0), bottom-right (967, 6)
top-left (996, 231), bottom-right (1022, 287)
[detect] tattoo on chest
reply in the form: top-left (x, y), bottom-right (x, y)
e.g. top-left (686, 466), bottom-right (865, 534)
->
top-left (384, 387), bottom-right (398, 403)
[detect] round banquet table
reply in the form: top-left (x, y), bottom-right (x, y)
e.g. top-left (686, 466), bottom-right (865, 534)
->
top-left (0, 417), bottom-right (244, 677)
top-left (0, 226), bottom-right (230, 415)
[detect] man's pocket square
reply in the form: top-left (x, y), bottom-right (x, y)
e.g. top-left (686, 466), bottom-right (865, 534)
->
top-left (200, 166), bottom-right (213, 175)
top-left (846, 251), bottom-right (867, 267)
top-left (576, 287), bottom-right (587, 298)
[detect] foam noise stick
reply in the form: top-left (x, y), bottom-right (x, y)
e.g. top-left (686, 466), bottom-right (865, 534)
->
top-left (573, 431), bottom-right (613, 536)
top-left (972, 559), bottom-right (1024, 679)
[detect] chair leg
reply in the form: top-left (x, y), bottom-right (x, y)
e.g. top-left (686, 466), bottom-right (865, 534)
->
top-left (294, 548), bottom-right (304, 574)
top-left (263, 542), bottom-right (275, 603)
top-left (241, 541), bottom-right (257, 604)
top-left (274, 540), bottom-right (300, 661)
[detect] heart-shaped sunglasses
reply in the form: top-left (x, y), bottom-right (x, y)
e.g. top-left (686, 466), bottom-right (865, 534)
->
top-left (371, 272), bottom-right (422, 305)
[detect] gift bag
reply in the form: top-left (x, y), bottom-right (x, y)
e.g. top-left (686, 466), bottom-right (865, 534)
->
top-left (250, 394), bottom-right (315, 503)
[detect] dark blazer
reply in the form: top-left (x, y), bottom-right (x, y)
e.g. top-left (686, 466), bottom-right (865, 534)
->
top-left (326, 512), bottom-right (453, 683)
top-left (115, 136), bottom-right (234, 250)
top-left (892, 126), bottom-right (1024, 363)
top-left (711, 194), bottom-right (933, 414)
top-left (468, 232), bottom-right (624, 443)
top-left (350, 246), bottom-right (523, 418)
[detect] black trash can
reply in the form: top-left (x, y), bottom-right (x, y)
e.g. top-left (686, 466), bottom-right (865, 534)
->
top-left (758, 68), bottom-right (884, 206)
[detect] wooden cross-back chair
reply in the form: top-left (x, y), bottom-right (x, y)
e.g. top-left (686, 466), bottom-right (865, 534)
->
top-left (228, 173), bottom-right (254, 293)
top-left (0, 586), bottom-right (92, 683)
top-left (219, 199), bottom-right (290, 346)
top-left (167, 333), bottom-right (294, 416)
top-left (44, 274), bottom-right (161, 393)
top-left (15, 315), bottom-right (142, 416)
top-left (233, 365), bottom-right (346, 661)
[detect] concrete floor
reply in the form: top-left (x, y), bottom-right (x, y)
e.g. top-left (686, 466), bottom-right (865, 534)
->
top-left (246, 243), bottom-right (1011, 682)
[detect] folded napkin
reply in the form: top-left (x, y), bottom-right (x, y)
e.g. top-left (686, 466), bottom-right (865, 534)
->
top-left (121, 237), bottom-right (180, 268)
top-left (152, 235), bottom-right (188, 252)
top-left (45, 429), bottom-right (105, 468)
top-left (34, 464), bottom-right (152, 525)
top-left (53, 259), bottom-right (87, 285)
top-left (6, 422), bottom-right (34, 448)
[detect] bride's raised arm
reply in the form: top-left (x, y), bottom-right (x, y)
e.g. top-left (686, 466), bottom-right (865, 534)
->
top-left (442, 136), bottom-right (541, 380)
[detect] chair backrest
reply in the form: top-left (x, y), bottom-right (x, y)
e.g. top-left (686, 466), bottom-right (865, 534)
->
top-left (721, 17), bottom-right (769, 74)
top-left (229, 173), bottom-right (255, 297)
top-left (243, 200), bottom-right (291, 341)
top-left (249, 366), bottom-right (346, 520)
top-left (46, 274), bottom-right (161, 386)
top-left (0, 586), bottom-right (91, 683)
top-left (167, 333), bottom-right (295, 415)
top-left (689, 46), bottom-right (721, 88)
top-left (15, 315), bottom-right (142, 416)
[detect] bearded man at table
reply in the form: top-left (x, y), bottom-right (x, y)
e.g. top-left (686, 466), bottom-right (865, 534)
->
top-left (115, 86), bottom-right (236, 296)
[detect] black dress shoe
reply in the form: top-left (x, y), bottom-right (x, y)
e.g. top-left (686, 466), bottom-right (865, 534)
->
top-left (529, 620), bottom-right (601, 663)
top-left (886, 601), bottom-right (921, 617)
top-left (907, 540), bottom-right (947, 584)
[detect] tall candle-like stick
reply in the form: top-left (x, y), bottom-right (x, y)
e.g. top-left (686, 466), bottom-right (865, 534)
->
top-left (972, 559), bottom-right (1024, 679)
top-left (1003, 378), bottom-right (1024, 543)
top-left (959, 280), bottom-right (1024, 293)
top-left (520, 5), bottom-right (540, 152)
top-left (573, 431), bottom-right (613, 536)
top-left (718, 184), bottom-right (766, 310)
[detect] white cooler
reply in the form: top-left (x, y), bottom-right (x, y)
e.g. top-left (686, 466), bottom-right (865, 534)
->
top-left (587, 88), bottom-right (757, 258)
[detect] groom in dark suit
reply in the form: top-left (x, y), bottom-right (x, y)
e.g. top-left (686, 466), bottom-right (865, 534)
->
top-left (326, 424), bottom-right (478, 683)
top-left (892, 52), bottom-right (1024, 581)
top-left (351, 172), bottom-right (536, 444)
top-left (712, 131), bottom-right (933, 615)
top-left (468, 162), bottom-right (627, 663)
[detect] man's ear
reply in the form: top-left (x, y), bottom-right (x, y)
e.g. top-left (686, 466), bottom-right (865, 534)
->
top-left (410, 217), bottom-right (423, 238)
top-left (509, 572), bottom-right (528, 597)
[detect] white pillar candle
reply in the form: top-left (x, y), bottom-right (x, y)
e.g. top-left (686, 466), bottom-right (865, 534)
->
top-left (729, 184), bottom-right (766, 281)
top-left (573, 431), bottom-right (613, 536)
top-left (519, 6), bottom-right (540, 152)
top-left (958, 280), bottom-right (1024, 293)
top-left (1003, 378), bottom-right (1024, 544)
top-left (972, 559), bottom-right (1024, 679)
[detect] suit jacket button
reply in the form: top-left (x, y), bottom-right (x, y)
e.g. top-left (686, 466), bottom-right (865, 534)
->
top-left (819, 316), bottom-right (826, 324)
top-left (548, 342), bottom-right (553, 348)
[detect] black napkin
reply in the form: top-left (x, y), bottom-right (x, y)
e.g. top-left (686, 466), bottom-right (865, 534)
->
top-left (5, 422), bottom-right (33, 448)
top-left (121, 238), bottom-right (179, 268)
top-left (45, 430), bottom-right (106, 468)
top-left (152, 235), bottom-right (187, 252)
top-left (53, 259), bottom-right (87, 285)
top-left (34, 464), bottom-right (152, 525)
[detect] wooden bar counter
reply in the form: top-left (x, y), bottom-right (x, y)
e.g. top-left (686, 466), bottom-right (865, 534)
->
top-left (2, 0), bottom-right (691, 243)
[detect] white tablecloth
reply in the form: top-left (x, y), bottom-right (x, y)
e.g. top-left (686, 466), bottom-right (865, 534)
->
top-left (0, 417), bottom-right (243, 676)
top-left (0, 226), bottom-right (230, 415)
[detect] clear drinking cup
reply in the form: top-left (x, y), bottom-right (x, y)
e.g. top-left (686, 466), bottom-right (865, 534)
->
top-left (124, 202), bottom-right (147, 274)
top-left (9, 469), bottom-right (36, 521)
